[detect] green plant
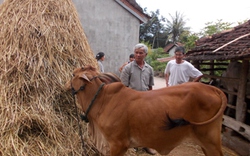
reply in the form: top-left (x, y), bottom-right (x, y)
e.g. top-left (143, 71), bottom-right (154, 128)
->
top-left (146, 47), bottom-right (168, 77)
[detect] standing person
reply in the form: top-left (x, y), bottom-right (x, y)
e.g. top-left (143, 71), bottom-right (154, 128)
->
top-left (119, 54), bottom-right (135, 72)
top-left (165, 46), bottom-right (203, 87)
top-left (120, 43), bottom-right (154, 91)
top-left (120, 43), bottom-right (156, 155)
top-left (96, 52), bottom-right (105, 73)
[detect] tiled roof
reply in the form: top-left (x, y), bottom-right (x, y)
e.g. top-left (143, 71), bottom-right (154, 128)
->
top-left (116, 0), bottom-right (150, 23)
top-left (164, 42), bottom-right (183, 53)
top-left (186, 20), bottom-right (250, 61)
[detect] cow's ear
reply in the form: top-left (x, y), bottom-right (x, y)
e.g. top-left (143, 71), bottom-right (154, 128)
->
top-left (79, 73), bottom-right (90, 82)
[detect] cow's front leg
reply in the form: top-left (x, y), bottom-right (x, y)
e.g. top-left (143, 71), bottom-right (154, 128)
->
top-left (109, 142), bottom-right (128, 156)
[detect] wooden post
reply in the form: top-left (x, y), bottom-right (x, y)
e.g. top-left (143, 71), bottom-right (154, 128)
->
top-left (236, 60), bottom-right (249, 122)
top-left (192, 60), bottom-right (200, 69)
top-left (209, 60), bottom-right (214, 83)
top-left (210, 60), bottom-right (214, 76)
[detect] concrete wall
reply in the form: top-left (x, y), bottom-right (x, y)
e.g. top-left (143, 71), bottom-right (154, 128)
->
top-left (72, 0), bottom-right (140, 75)
top-left (0, 0), bottom-right (141, 75)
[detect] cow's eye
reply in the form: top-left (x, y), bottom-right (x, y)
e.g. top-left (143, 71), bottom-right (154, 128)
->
top-left (72, 74), bottom-right (75, 77)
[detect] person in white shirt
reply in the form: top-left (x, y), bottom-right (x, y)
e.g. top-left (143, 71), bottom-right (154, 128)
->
top-left (165, 46), bottom-right (203, 87)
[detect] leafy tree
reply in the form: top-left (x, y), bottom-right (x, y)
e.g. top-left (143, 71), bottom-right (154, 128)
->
top-left (146, 47), bottom-right (168, 77)
top-left (139, 9), bottom-right (168, 48)
top-left (140, 10), bottom-right (192, 49)
top-left (200, 19), bottom-right (232, 36)
top-left (236, 19), bottom-right (249, 25)
top-left (165, 11), bottom-right (190, 43)
top-left (179, 30), bottom-right (199, 51)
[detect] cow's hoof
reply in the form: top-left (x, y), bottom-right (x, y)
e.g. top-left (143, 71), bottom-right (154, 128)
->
top-left (133, 147), bottom-right (138, 152)
top-left (143, 147), bottom-right (157, 155)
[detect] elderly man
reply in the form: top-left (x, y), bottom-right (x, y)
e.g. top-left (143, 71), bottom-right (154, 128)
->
top-left (120, 43), bottom-right (156, 155)
top-left (120, 43), bottom-right (154, 91)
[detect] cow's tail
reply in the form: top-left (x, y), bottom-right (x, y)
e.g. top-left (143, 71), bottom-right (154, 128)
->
top-left (189, 88), bottom-right (227, 125)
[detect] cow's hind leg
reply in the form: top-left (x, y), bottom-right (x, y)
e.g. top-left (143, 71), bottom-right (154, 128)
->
top-left (200, 143), bottom-right (223, 156)
top-left (194, 122), bottom-right (223, 156)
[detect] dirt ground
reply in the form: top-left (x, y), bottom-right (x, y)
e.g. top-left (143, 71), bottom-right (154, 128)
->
top-left (125, 141), bottom-right (239, 156)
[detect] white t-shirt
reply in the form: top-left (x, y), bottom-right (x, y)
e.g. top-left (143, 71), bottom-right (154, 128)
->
top-left (164, 60), bottom-right (203, 86)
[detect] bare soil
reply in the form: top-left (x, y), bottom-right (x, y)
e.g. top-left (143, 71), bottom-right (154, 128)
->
top-left (125, 141), bottom-right (239, 156)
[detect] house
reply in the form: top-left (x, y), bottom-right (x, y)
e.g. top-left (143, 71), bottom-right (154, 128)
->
top-left (72, 0), bottom-right (150, 75)
top-left (164, 42), bottom-right (183, 56)
top-left (0, 0), bottom-right (150, 75)
top-left (157, 42), bottom-right (183, 62)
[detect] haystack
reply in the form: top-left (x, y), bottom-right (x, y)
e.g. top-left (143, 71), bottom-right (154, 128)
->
top-left (0, 0), bottom-right (100, 155)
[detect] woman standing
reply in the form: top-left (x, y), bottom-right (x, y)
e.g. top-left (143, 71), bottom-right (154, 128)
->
top-left (96, 52), bottom-right (105, 72)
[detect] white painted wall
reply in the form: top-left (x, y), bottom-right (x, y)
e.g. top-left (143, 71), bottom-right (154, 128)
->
top-left (169, 47), bottom-right (176, 56)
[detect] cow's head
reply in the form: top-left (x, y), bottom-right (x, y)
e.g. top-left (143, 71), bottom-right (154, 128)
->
top-left (64, 66), bottom-right (98, 92)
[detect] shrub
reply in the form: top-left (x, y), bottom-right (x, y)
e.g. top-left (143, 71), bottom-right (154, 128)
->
top-left (146, 47), bottom-right (169, 77)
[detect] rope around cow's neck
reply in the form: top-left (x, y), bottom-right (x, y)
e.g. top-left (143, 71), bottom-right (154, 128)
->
top-left (73, 90), bottom-right (87, 155)
top-left (71, 75), bottom-right (103, 155)
top-left (80, 83), bottom-right (105, 123)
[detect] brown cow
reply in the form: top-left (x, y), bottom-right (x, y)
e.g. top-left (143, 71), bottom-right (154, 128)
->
top-left (65, 66), bottom-right (227, 156)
